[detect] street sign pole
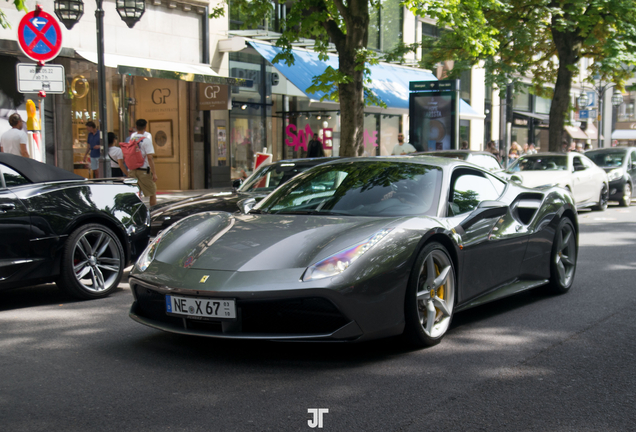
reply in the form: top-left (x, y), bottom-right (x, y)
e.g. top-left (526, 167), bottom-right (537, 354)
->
top-left (96, 0), bottom-right (111, 178)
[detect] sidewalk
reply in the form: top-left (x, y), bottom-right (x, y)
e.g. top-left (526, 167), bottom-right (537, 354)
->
top-left (141, 188), bottom-right (233, 207)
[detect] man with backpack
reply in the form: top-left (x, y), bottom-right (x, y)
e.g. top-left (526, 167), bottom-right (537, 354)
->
top-left (121, 119), bottom-right (158, 206)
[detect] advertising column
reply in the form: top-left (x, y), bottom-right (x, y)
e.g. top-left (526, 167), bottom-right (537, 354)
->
top-left (409, 80), bottom-right (460, 152)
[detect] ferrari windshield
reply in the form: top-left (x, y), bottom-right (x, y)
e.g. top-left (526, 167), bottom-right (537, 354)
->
top-left (238, 163), bottom-right (311, 193)
top-left (506, 155), bottom-right (568, 172)
top-left (586, 151), bottom-right (625, 168)
top-left (254, 161), bottom-right (442, 217)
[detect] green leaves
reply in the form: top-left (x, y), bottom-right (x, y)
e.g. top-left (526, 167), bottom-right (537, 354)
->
top-left (1, 0), bottom-right (28, 29)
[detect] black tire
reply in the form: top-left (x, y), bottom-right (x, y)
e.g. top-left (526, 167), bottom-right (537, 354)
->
top-left (57, 223), bottom-right (125, 299)
top-left (592, 183), bottom-right (608, 211)
top-left (546, 217), bottom-right (577, 294)
top-left (403, 242), bottom-right (456, 347)
top-left (619, 182), bottom-right (632, 207)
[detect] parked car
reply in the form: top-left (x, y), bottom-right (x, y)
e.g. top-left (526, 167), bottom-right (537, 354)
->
top-left (0, 153), bottom-right (150, 299)
top-left (413, 150), bottom-right (502, 171)
top-left (585, 147), bottom-right (636, 206)
top-left (149, 157), bottom-right (339, 236)
top-left (502, 152), bottom-right (609, 211)
top-left (130, 156), bottom-right (578, 347)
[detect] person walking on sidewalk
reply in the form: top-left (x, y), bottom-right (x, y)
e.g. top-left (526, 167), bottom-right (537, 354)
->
top-left (128, 119), bottom-right (158, 206)
top-left (0, 113), bottom-right (29, 157)
top-left (391, 133), bottom-right (416, 155)
top-left (107, 132), bottom-right (128, 177)
top-left (83, 121), bottom-right (101, 178)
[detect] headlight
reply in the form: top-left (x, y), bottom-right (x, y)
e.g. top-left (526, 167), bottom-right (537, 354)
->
top-left (136, 226), bottom-right (173, 271)
top-left (608, 169), bottom-right (623, 182)
top-left (302, 229), bottom-right (392, 282)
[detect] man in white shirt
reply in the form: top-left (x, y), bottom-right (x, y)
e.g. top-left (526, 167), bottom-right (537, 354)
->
top-left (128, 119), bottom-right (158, 206)
top-left (391, 133), bottom-right (416, 155)
top-left (0, 113), bottom-right (29, 157)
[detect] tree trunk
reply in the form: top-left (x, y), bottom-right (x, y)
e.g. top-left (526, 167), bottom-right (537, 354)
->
top-left (549, 23), bottom-right (581, 152)
top-left (338, 49), bottom-right (365, 157)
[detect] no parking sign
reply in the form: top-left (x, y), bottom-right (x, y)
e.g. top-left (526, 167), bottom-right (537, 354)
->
top-left (17, 9), bottom-right (63, 63)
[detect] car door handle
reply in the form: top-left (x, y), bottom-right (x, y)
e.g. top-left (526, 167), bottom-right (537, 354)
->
top-left (0, 203), bottom-right (16, 212)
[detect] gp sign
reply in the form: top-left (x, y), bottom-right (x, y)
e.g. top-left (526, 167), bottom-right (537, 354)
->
top-left (17, 10), bottom-right (63, 63)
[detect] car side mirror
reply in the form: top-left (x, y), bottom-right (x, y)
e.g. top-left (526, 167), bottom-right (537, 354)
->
top-left (574, 165), bottom-right (586, 172)
top-left (459, 201), bottom-right (508, 231)
top-left (237, 197), bottom-right (256, 214)
top-left (232, 178), bottom-right (244, 189)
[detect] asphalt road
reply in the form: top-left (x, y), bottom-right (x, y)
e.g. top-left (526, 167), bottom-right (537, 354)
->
top-left (1, 204), bottom-right (635, 431)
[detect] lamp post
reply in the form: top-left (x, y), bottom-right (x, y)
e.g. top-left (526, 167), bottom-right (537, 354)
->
top-left (577, 79), bottom-right (623, 148)
top-left (55, 0), bottom-right (145, 177)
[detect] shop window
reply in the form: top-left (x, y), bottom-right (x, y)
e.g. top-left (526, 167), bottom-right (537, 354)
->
top-left (369, 0), bottom-right (403, 52)
top-left (535, 95), bottom-right (551, 114)
top-left (513, 85), bottom-right (531, 112)
top-left (380, 115), bottom-right (400, 156)
top-left (460, 119), bottom-right (470, 145)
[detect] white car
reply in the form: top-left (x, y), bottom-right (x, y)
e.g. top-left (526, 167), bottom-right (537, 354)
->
top-left (503, 152), bottom-right (609, 211)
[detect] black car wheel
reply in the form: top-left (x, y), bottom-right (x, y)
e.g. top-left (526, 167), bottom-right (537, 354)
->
top-left (404, 242), bottom-right (456, 347)
top-left (547, 217), bottom-right (577, 294)
top-left (57, 224), bottom-right (124, 299)
top-left (619, 182), bottom-right (632, 207)
top-left (592, 183), bottom-right (608, 211)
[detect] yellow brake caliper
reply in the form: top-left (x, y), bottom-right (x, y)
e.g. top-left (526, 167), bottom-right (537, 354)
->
top-left (434, 264), bottom-right (445, 320)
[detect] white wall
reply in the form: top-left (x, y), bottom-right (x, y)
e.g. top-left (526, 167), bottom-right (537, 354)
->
top-left (0, 0), bottom-right (228, 66)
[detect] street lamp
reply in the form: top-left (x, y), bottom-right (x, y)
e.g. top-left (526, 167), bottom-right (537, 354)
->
top-left (577, 91), bottom-right (589, 109)
top-left (52, 0), bottom-right (145, 177)
top-left (54, 0), bottom-right (84, 29)
top-left (579, 78), bottom-right (624, 148)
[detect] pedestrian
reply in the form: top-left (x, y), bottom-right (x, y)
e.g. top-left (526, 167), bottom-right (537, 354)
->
top-left (527, 143), bottom-right (537, 155)
top-left (127, 119), bottom-right (158, 206)
top-left (83, 121), bottom-right (101, 178)
top-left (460, 140), bottom-right (469, 150)
top-left (486, 140), bottom-right (500, 161)
top-left (576, 142), bottom-right (584, 153)
top-left (307, 133), bottom-right (325, 157)
top-left (0, 113), bottom-right (29, 157)
top-left (107, 132), bottom-right (128, 177)
top-left (522, 143), bottom-right (529, 154)
top-left (391, 133), bottom-right (416, 155)
top-left (124, 126), bottom-right (136, 143)
top-left (508, 147), bottom-right (519, 165)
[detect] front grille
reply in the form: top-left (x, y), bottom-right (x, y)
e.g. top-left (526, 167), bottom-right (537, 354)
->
top-left (133, 283), bottom-right (350, 336)
top-left (239, 297), bottom-right (349, 334)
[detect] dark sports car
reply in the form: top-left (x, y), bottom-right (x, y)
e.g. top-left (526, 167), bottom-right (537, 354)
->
top-left (129, 156), bottom-right (578, 347)
top-left (0, 153), bottom-right (150, 299)
top-left (586, 147), bottom-right (636, 207)
top-left (150, 157), bottom-right (338, 236)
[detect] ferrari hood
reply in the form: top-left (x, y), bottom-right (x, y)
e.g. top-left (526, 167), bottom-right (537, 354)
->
top-left (151, 191), bottom-right (262, 219)
top-left (507, 171), bottom-right (571, 188)
top-left (152, 212), bottom-right (398, 272)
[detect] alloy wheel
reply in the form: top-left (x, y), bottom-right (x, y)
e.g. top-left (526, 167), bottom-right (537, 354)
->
top-left (555, 222), bottom-right (576, 287)
top-left (623, 183), bottom-right (632, 206)
top-left (416, 250), bottom-right (455, 338)
top-left (72, 229), bottom-right (122, 293)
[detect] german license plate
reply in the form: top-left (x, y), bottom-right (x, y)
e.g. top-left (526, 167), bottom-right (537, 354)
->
top-left (166, 295), bottom-right (236, 319)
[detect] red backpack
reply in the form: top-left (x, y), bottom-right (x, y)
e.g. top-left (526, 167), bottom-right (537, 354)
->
top-left (120, 136), bottom-right (146, 170)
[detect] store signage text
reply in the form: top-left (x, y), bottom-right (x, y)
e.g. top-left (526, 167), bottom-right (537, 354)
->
top-left (73, 110), bottom-right (98, 121)
top-left (198, 83), bottom-right (229, 111)
top-left (514, 118), bottom-right (528, 126)
top-left (152, 88), bottom-right (172, 104)
top-left (285, 124), bottom-right (377, 151)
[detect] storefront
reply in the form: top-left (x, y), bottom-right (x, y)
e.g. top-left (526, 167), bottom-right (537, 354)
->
top-left (225, 39), bottom-right (482, 179)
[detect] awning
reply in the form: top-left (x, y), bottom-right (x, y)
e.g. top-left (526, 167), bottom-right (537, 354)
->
top-left (249, 40), bottom-right (482, 117)
top-left (514, 111), bottom-right (550, 121)
top-left (76, 50), bottom-right (251, 86)
top-left (612, 129), bottom-right (636, 140)
top-left (564, 125), bottom-right (588, 140)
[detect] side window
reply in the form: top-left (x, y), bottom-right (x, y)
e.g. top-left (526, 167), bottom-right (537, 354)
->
top-left (572, 156), bottom-right (584, 171)
top-left (449, 171), bottom-right (501, 216)
top-left (581, 156), bottom-right (595, 169)
top-left (0, 164), bottom-right (30, 187)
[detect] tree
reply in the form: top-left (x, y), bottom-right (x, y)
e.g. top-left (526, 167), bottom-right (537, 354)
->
top-left (1, 0), bottom-right (28, 29)
top-left (408, 0), bottom-right (636, 152)
top-left (230, 0), bottom-right (391, 157)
